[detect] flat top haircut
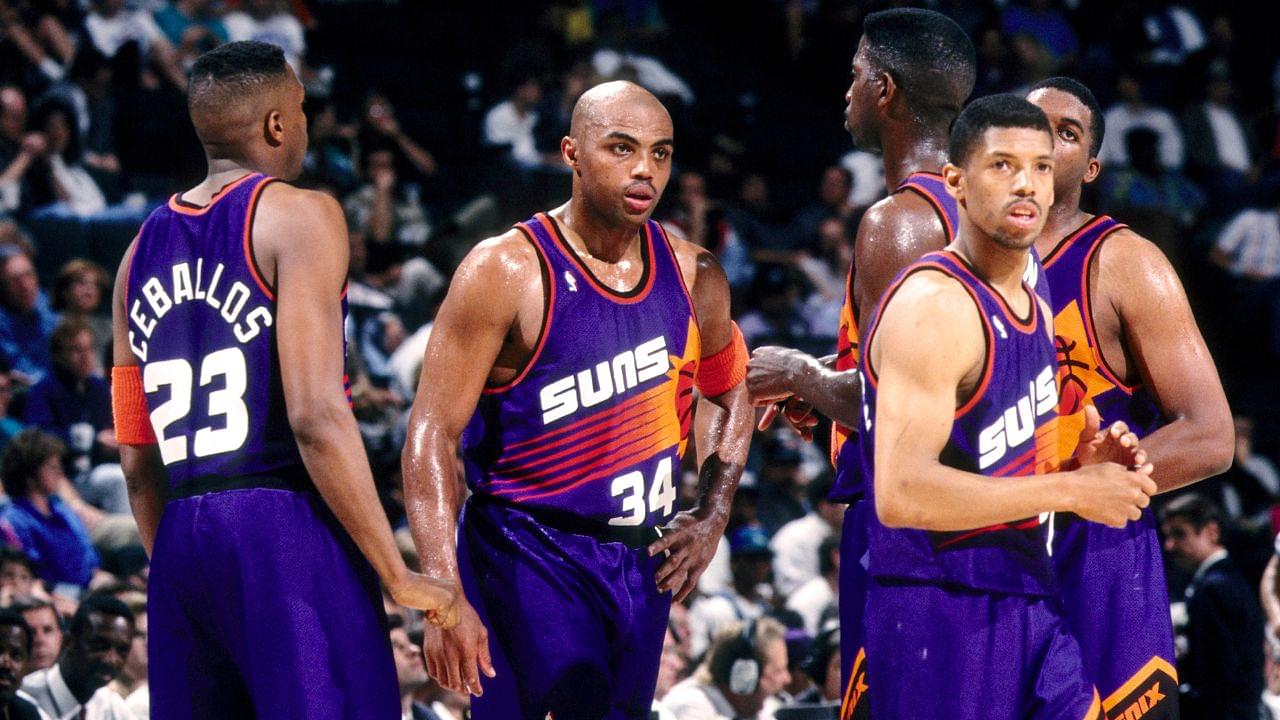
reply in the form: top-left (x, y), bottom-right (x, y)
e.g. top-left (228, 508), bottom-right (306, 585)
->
top-left (1030, 77), bottom-right (1105, 157)
top-left (949, 94), bottom-right (1052, 167)
top-left (188, 40), bottom-right (289, 119)
top-left (863, 8), bottom-right (976, 124)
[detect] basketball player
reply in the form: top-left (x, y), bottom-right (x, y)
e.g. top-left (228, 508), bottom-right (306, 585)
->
top-left (1027, 77), bottom-right (1233, 719)
top-left (744, 9), bottom-right (976, 716)
top-left (859, 94), bottom-right (1156, 720)
top-left (402, 81), bottom-right (753, 719)
top-left (110, 42), bottom-right (457, 719)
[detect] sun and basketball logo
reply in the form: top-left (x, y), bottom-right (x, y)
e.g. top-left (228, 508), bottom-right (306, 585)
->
top-left (668, 317), bottom-right (701, 458)
top-left (1053, 299), bottom-right (1114, 454)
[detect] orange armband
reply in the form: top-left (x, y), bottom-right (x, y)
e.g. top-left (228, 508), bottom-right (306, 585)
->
top-left (111, 365), bottom-right (157, 445)
top-left (695, 322), bottom-right (747, 397)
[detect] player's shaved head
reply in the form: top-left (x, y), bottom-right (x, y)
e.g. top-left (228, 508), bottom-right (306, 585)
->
top-left (569, 81), bottom-right (671, 141)
top-left (187, 41), bottom-right (293, 153)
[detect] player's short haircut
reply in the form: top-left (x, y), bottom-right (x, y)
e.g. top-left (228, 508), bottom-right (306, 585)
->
top-left (69, 594), bottom-right (135, 640)
top-left (188, 41), bottom-right (289, 114)
top-left (949, 94), bottom-right (1051, 167)
top-left (1030, 77), bottom-right (1105, 157)
top-left (0, 608), bottom-right (32, 655)
top-left (863, 8), bottom-right (976, 124)
top-left (1159, 493), bottom-right (1222, 532)
top-left (0, 429), bottom-right (65, 499)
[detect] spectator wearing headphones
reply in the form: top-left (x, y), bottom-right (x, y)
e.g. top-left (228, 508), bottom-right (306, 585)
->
top-left (663, 618), bottom-right (788, 720)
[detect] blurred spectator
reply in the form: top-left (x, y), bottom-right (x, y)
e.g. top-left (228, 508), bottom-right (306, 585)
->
top-left (1142, 4), bottom-right (1206, 67)
top-left (0, 430), bottom-right (99, 591)
top-left (388, 614), bottom-right (436, 720)
top-left (590, 48), bottom-right (693, 106)
top-left (795, 216), bottom-right (851, 339)
top-left (1217, 416), bottom-right (1279, 522)
top-left (26, 100), bottom-right (107, 218)
top-left (1209, 198), bottom-right (1280, 372)
top-left (837, 149), bottom-right (884, 211)
top-left (0, 85), bottom-right (44, 217)
top-left (785, 535), bottom-right (839, 638)
top-left (770, 474), bottom-right (841, 598)
top-left (736, 266), bottom-right (808, 350)
top-left (652, 624), bottom-right (687, 720)
top-left (800, 625), bottom-right (842, 704)
top-left (358, 93), bottom-right (439, 184)
top-left (786, 166), bottom-right (854, 256)
top-left (662, 618), bottom-right (788, 720)
top-left (0, 0), bottom-right (76, 83)
top-left (663, 171), bottom-right (752, 292)
top-left (729, 173), bottom-right (785, 260)
top-left (0, 361), bottom-right (23, 452)
top-left (38, 47), bottom-right (121, 188)
top-left (1211, 201), bottom-right (1280, 282)
top-left (22, 319), bottom-right (125, 515)
top-left (686, 526), bottom-right (773, 661)
top-left (11, 597), bottom-right (61, 673)
top-left (1182, 65), bottom-right (1256, 210)
top-left (222, 0), bottom-right (306, 74)
top-left (50, 260), bottom-right (111, 374)
top-left (483, 74), bottom-right (557, 169)
top-left (0, 608), bottom-right (40, 719)
top-left (754, 434), bottom-right (811, 535)
top-left (1099, 74), bottom-right (1184, 170)
top-left (345, 147), bottom-right (433, 248)
top-left (105, 593), bottom-right (145, 719)
top-left (301, 94), bottom-right (357, 192)
top-left (533, 61), bottom-right (596, 159)
top-left (154, 0), bottom-right (229, 67)
top-left (83, 0), bottom-right (186, 90)
top-left (0, 548), bottom-right (34, 604)
top-left (1000, 0), bottom-right (1078, 69)
top-left (972, 25), bottom-right (1016, 98)
top-left (18, 594), bottom-right (135, 719)
top-left (1162, 494), bottom-right (1264, 720)
top-left (776, 626), bottom-right (812, 705)
top-left (0, 245), bottom-right (57, 386)
top-left (1096, 127), bottom-right (1204, 242)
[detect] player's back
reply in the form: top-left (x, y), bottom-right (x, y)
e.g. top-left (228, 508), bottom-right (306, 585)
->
top-left (126, 173), bottom-right (304, 490)
top-left (859, 250), bottom-right (1060, 596)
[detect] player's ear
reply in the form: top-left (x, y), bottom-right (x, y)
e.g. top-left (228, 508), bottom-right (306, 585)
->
top-left (877, 70), bottom-right (896, 110)
top-left (562, 136), bottom-right (579, 173)
top-left (942, 162), bottom-right (964, 202)
top-left (1082, 155), bottom-right (1101, 185)
top-left (265, 109), bottom-right (285, 147)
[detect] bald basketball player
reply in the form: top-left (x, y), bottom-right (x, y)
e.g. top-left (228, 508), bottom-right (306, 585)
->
top-left (111, 42), bottom-right (457, 719)
top-left (1027, 77), bottom-right (1233, 720)
top-left (744, 9), bottom-right (976, 717)
top-left (860, 93), bottom-right (1154, 720)
top-left (403, 81), bottom-right (753, 719)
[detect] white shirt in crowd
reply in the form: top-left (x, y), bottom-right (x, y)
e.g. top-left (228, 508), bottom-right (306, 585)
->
top-left (1214, 209), bottom-right (1280, 280)
top-left (1203, 103), bottom-right (1251, 174)
top-left (223, 10), bottom-right (306, 73)
top-left (18, 664), bottom-right (137, 720)
top-left (1099, 103), bottom-right (1185, 170)
top-left (769, 513), bottom-right (830, 597)
top-left (483, 101), bottom-right (541, 167)
top-left (786, 575), bottom-right (837, 637)
top-left (686, 591), bottom-right (766, 661)
top-left (85, 8), bottom-right (164, 57)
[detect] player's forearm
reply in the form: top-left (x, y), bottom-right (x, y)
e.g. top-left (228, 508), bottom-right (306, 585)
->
top-left (401, 425), bottom-right (464, 580)
top-left (121, 445), bottom-right (168, 555)
top-left (291, 404), bottom-right (407, 587)
top-left (694, 385), bottom-right (752, 520)
top-left (789, 360), bottom-right (861, 429)
top-left (1140, 416), bottom-right (1234, 494)
top-left (876, 461), bottom-right (1069, 532)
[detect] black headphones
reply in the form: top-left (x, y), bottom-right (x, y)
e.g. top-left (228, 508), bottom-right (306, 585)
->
top-left (712, 618), bottom-right (761, 696)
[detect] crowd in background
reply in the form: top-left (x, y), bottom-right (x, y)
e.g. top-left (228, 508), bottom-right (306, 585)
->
top-left (4, 0), bottom-right (1280, 718)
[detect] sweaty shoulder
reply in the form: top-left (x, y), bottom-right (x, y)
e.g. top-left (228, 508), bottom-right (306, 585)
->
top-left (666, 232), bottom-right (730, 329)
top-left (1092, 227), bottom-right (1181, 305)
top-left (869, 267), bottom-right (984, 378)
top-left (251, 182), bottom-right (346, 265)
top-left (858, 190), bottom-right (948, 251)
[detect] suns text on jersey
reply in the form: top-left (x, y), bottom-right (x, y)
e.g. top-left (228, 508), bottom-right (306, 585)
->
top-left (128, 259), bottom-right (272, 361)
top-left (977, 365), bottom-right (1057, 470)
top-left (538, 336), bottom-right (669, 424)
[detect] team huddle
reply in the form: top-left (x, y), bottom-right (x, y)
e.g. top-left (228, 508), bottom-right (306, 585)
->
top-left (107, 7), bottom-right (1231, 720)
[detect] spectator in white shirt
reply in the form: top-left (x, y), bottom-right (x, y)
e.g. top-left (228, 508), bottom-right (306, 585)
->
top-left (483, 74), bottom-right (558, 169)
top-left (1211, 205), bottom-right (1280, 281)
top-left (18, 595), bottom-right (137, 720)
top-left (785, 536), bottom-right (839, 637)
top-left (83, 0), bottom-right (185, 90)
top-left (663, 618), bottom-right (788, 720)
top-left (222, 0), bottom-right (307, 75)
top-left (1099, 74), bottom-right (1184, 170)
top-left (687, 527), bottom-right (773, 661)
top-left (770, 474), bottom-right (843, 597)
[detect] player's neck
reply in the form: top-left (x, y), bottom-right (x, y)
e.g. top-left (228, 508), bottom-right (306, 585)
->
top-left (187, 159), bottom-right (258, 204)
top-left (952, 229), bottom-right (1029, 298)
top-left (555, 200), bottom-right (644, 264)
top-left (1035, 188), bottom-right (1093, 256)
top-left (881, 127), bottom-right (950, 189)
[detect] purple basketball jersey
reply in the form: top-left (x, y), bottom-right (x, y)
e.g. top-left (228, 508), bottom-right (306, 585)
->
top-left (1042, 215), bottom-right (1178, 717)
top-left (462, 213), bottom-right (699, 527)
top-left (126, 173), bottom-right (335, 489)
top-left (859, 250), bottom-right (1061, 597)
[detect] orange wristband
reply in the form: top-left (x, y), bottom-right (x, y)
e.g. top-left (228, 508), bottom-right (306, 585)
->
top-left (696, 322), bottom-right (747, 397)
top-left (112, 365), bottom-right (157, 445)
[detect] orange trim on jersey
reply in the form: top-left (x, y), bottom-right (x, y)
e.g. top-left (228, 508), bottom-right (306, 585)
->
top-left (898, 173), bottom-right (955, 240)
top-left (1101, 656), bottom-right (1178, 713)
top-left (840, 646), bottom-right (868, 720)
top-left (538, 213), bottom-right (657, 304)
top-left (483, 223), bottom-right (557, 394)
top-left (166, 173), bottom-right (257, 216)
top-left (1041, 215), bottom-right (1111, 268)
top-left (241, 177), bottom-right (277, 301)
top-left (1079, 224), bottom-right (1139, 394)
top-left (1084, 688), bottom-right (1103, 720)
top-left (499, 381), bottom-right (665, 455)
top-left (942, 250), bottom-right (1038, 333)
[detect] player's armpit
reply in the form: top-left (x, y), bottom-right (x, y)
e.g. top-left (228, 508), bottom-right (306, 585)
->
top-left (1100, 230), bottom-right (1233, 490)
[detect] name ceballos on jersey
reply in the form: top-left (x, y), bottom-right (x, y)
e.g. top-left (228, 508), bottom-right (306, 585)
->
top-left (539, 335), bottom-right (669, 424)
top-left (128, 258), bottom-right (272, 361)
top-left (978, 365), bottom-right (1057, 470)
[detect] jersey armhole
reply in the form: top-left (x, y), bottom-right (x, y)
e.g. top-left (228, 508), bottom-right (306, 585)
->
top-left (243, 178), bottom-right (279, 301)
top-left (483, 226), bottom-right (555, 394)
top-left (1081, 225), bottom-right (1139, 394)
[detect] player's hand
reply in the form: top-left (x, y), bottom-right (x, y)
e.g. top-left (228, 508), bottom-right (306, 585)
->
top-left (422, 599), bottom-right (496, 697)
top-left (387, 572), bottom-right (460, 630)
top-left (747, 346), bottom-right (815, 406)
top-left (649, 508), bottom-right (729, 602)
top-left (1065, 462), bottom-right (1157, 528)
top-left (758, 397), bottom-right (818, 442)
top-left (1073, 405), bottom-right (1147, 469)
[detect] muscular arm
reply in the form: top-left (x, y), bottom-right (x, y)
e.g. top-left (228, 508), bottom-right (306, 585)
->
top-left (401, 233), bottom-right (527, 581)
top-left (871, 272), bottom-right (1151, 531)
top-left (651, 241), bottom-right (752, 601)
top-left (258, 185), bottom-right (450, 609)
top-left (1101, 231), bottom-right (1234, 492)
top-left (112, 240), bottom-right (168, 554)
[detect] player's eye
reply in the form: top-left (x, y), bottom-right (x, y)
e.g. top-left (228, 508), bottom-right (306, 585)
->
top-left (1059, 128), bottom-right (1077, 142)
top-left (993, 159), bottom-right (1009, 170)
top-left (653, 147), bottom-right (670, 160)
top-left (613, 144), bottom-right (632, 155)
top-left (1038, 162), bottom-right (1053, 173)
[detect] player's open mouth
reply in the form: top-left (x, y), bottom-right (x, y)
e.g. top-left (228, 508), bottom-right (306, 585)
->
top-left (624, 188), bottom-right (655, 212)
top-left (1006, 202), bottom-right (1039, 227)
